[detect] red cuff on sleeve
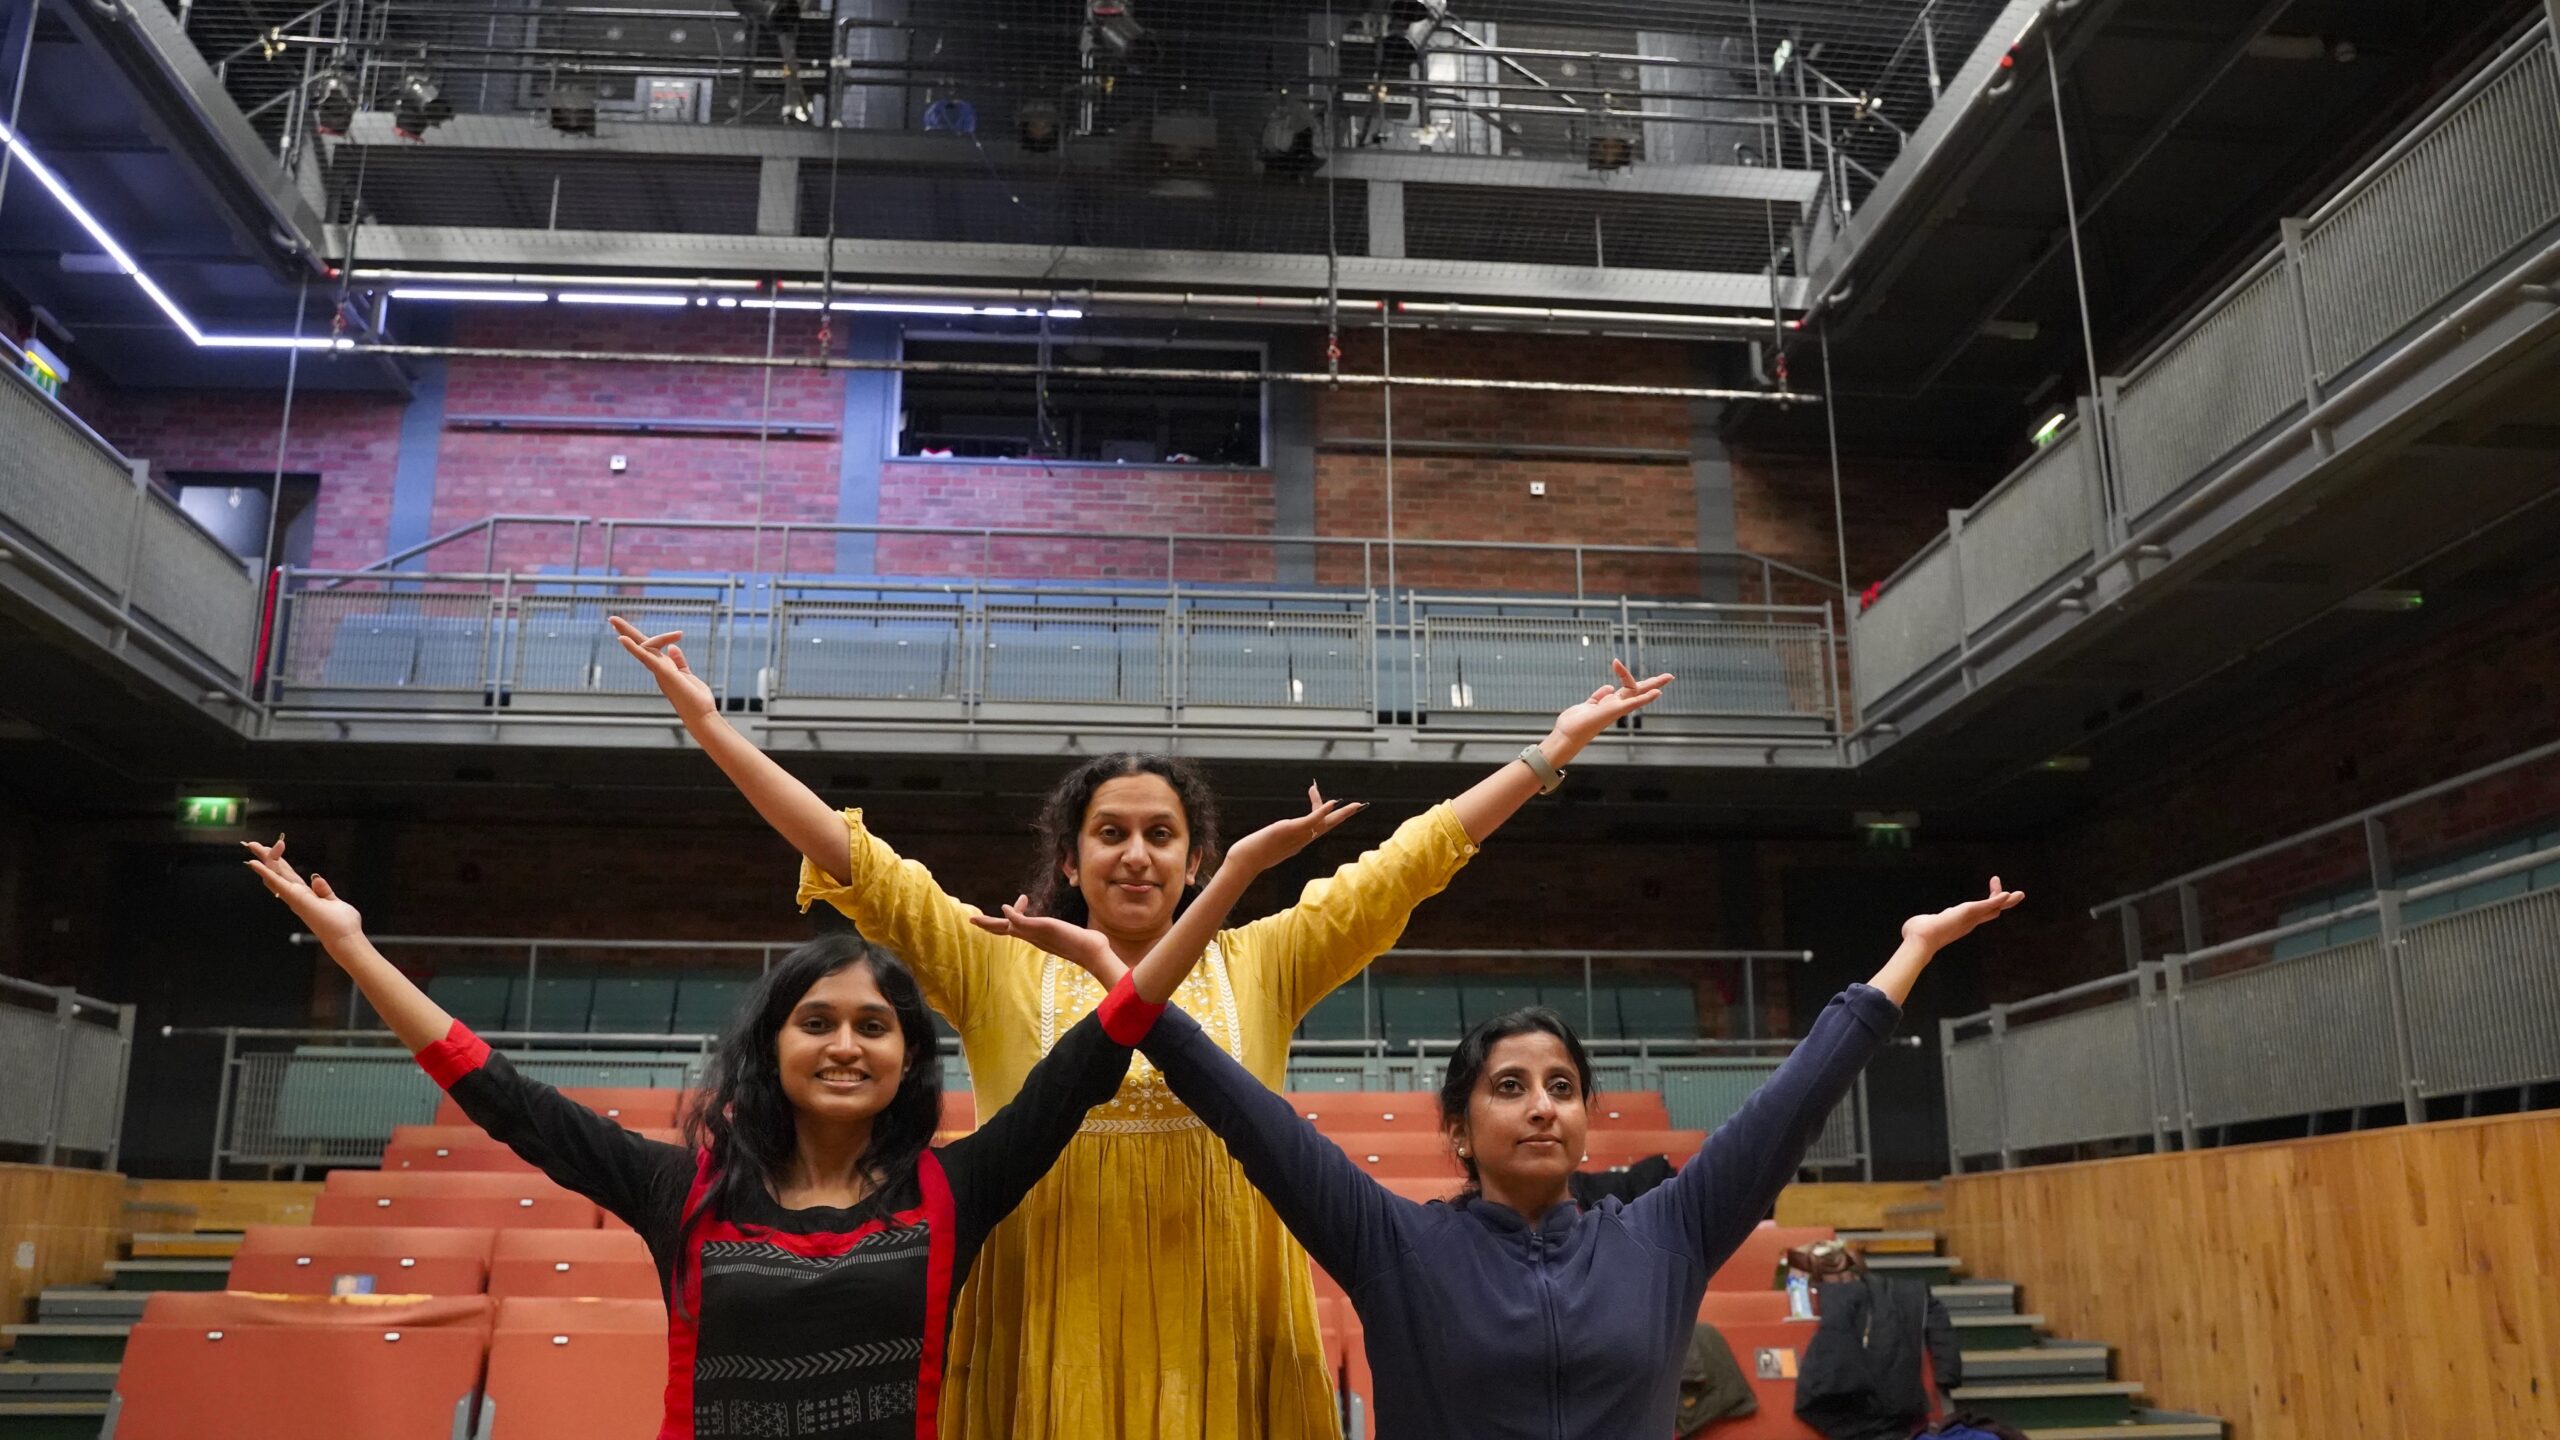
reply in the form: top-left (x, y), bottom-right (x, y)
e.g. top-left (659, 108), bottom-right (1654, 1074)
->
top-left (414, 1019), bottom-right (492, 1089)
top-left (1097, 975), bottom-right (1167, 1046)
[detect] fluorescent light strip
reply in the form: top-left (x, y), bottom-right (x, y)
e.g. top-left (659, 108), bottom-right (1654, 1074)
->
top-left (352, 268), bottom-right (759, 291)
top-left (556, 292), bottom-right (695, 308)
top-left (390, 287), bottom-right (551, 303)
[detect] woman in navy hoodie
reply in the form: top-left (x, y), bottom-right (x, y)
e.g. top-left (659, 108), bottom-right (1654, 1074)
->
top-left (980, 876), bottom-right (2023, 1440)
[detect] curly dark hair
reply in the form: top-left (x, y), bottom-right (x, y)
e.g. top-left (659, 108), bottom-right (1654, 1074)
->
top-left (1436, 1005), bottom-right (1596, 1197)
top-left (670, 934), bottom-right (942, 1313)
top-left (1022, 752), bottom-right (1223, 926)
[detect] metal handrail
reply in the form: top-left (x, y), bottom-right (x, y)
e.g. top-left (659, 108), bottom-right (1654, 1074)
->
top-left (1, 970), bottom-right (136, 1168)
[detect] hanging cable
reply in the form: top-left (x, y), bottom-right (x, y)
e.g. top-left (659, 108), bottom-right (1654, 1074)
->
top-left (2045, 30), bottom-right (2113, 491)
top-left (1819, 325), bottom-right (1855, 732)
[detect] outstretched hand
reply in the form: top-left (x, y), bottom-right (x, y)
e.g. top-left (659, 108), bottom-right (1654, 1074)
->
top-left (1225, 784), bottom-right (1366, 876)
top-left (1550, 659), bottom-right (1675, 756)
top-left (608, 615), bottom-right (715, 721)
top-left (1902, 877), bottom-right (2025, 952)
top-left (241, 836), bottom-right (366, 947)
top-left (970, 898), bottom-right (1124, 988)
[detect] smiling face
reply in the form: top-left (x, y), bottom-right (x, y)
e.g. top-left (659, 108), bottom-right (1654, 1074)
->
top-left (772, 963), bottom-right (910, 1126)
top-left (1066, 772), bottom-right (1201, 944)
top-left (1449, 1030), bottom-right (1591, 1213)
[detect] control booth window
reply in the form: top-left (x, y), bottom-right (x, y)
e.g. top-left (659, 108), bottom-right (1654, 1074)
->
top-left (897, 335), bottom-right (1265, 466)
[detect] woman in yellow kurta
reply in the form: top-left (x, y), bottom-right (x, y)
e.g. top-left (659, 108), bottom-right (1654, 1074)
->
top-left (608, 615), bottom-right (1671, 1440)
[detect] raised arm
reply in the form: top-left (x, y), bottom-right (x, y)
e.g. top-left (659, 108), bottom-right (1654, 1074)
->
top-left (243, 839), bottom-right (688, 1229)
top-left (938, 1001), bottom-right (1146, 1244)
top-left (1626, 879), bottom-right (2022, 1270)
top-left (610, 616), bottom-right (849, 884)
top-left (1447, 658), bottom-right (1672, 843)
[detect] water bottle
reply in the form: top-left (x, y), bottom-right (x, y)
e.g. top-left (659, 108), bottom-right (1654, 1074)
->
top-left (1785, 1269), bottom-right (1814, 1320)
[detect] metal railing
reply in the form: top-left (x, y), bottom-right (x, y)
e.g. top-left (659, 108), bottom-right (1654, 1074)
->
top-left (0, 973), bottom-right (136, 1169)
top-left (0, 353), bottom-right (263, 688)
top-left (1946, 737), bottom-right (2560, 1167)
top-left (1852, 20), bottom-right (2560, 716)
top-left (262, 569), bottom-right (1850, 740)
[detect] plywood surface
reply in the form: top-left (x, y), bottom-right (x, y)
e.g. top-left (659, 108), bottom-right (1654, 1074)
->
top-left (0, 1164), bottom-right (124, 1347)
top-left (1943, 1112), bottom-right (2560, 1440)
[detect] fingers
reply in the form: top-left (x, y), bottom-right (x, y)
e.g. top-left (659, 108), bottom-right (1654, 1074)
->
top-left (966, 914), bottom-right (1013, 936)
top-left (311, 875), bottom-right (337, 901)
top-left (1315, 801), bottom-right (1368, 833)
top-left (666, 644), bottom-right (692, 675)
top-left (1612, 657), bottom-right (1638, 690)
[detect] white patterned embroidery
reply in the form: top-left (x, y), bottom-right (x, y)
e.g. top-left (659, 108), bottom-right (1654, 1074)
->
top-left (1039, 940), bottom-right (1245, 1134)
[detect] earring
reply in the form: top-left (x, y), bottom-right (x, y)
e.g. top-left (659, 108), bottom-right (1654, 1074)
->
top-left (1456, 1146), bottom-right (1470, 1158)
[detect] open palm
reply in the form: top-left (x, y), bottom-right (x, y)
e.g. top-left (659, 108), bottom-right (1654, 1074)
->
top-left (241, 837), bottom-right (365, 946)
top-left (971, 898), bottom-right (1122, 986)
top-left (1553, 659), bottom-right (1675, 748)
top-left (1903, 877), bottom-right (2025, 950)
top-left (608, 615), bottom-right (715, 720)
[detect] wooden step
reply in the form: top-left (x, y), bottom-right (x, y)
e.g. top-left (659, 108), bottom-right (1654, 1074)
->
top-left (0, 1398), bottom-right (111, 1440)
top-left (1961, 1344), bottom-right (2111, 1380)
top-left (1881, 1198), bottom-right (1944, 1223)
top-left (1838, 1228), bottom-right (1940, 1254)
top-left (0, 1326), bottom-right (130, 1365)
top-left (127, 1231), bottom-right (242, 1260)
top-left (34, 1291), bottom-right (146, 1323)
top-left (1934, 1281), bottom-right (2017, 1313)
top-left (0, 1363), bottom-right (120, 1395)
top-left (2029, 1415), bottom-right (2222, 1440)
top-left (103, 1260), bottom-right (228, 1292)
top-left (1865, 1254), bottom-right (1959, 1285)
top-left (1952, 1379), bottom-right (2143, 1429)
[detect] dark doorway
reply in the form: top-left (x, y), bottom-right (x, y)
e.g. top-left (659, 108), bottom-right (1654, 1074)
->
top-left (105, 841), bottom-right (330, 1177)
top-left (167, 472), bottom-right (321, 570)
top-left (1781, 864), bottom-right (1988, 1181)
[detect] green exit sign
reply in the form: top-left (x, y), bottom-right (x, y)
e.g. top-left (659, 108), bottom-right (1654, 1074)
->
top-left (180, 796), bottom-right (244, 828)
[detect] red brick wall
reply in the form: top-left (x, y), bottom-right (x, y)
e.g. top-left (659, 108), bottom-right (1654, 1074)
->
top-left (1313, 331), bottom-right (1702, 595)
top-left (89, 389), bottom-right (404, 572)
top-left (875, 461), bottom-right (1277, 583)
top-left (1731, 449), bottom-right (1995, 603)
top-left (1999, 576), bottom-right (2560, 996)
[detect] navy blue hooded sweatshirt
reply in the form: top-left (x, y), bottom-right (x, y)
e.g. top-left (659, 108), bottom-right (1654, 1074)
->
top-left (1138, 983), bottom-right (1900, 1440)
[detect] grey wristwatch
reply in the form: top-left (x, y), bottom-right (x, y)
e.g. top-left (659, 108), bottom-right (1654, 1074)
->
top-left (1517, 744), bottom-right (1566, 794)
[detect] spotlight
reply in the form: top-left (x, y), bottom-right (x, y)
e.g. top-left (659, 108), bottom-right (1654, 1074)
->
top-left (306, 67), bottom-right (358, 136)
top-left (547, 77), bottom-right (599, 135)
top-left (1086, 0), bottom-right (1142, 56)
top-left (1256, 95), bottom-right (1321, 179)
top-left (391, 69), bottom-right (452, 140)
top-left (1586, 124), bottom-right (1636, 172)
top-left (1149, 110), bottom-right (1216, 199)
top-left (1018, 99), bottom-right (1061, 153)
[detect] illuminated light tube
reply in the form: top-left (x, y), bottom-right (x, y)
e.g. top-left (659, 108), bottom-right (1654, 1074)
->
top-left (1394, 300), bottom-right (1776, 331)
top-left (556, 292), bottom-right (695, 307)
top-left (389, 287), bottom-right (551, 303)
top-left (351, 268), bottom-right (759, 290)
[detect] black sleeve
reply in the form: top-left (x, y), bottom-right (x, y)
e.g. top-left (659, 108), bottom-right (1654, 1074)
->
top-left (936, 1009), bottom-right (1136, 1246)
top-left (1138, 1007), bottom-right (1415, 1293)
top-left (1926, 1292), bottom-right (1962, 1394)
top-left (439, 1047), bottom-right (693, 1243)
top-left (1569, 1153), bottom-right (1676, 1208)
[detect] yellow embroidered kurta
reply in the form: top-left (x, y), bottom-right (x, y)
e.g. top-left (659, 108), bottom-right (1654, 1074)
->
top-left (797, 803), bottom-right (1477, 1440)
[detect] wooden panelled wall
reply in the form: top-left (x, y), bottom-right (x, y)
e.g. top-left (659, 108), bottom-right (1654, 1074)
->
top-left (1943, 1112), bottom-right (2560, 1440)
top-left (0, 1164), bottom-right (123, 1347)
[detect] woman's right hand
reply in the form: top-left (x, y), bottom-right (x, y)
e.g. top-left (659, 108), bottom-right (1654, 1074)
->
top-left (1223, 785), bottom-right (1366, 877)
top-left (242, 837), bottom-right (367, 949)
top-left (608, 615), bottom-right (716, 722)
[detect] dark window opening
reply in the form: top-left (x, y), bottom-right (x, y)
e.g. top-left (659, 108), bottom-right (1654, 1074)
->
top-left (897, 338), bottom-right (1265, 467)
top-left (167, 472), bottom-right (321, 570)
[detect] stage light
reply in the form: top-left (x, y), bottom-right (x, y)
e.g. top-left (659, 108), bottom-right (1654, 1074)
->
top-left (1018, 99), bottom-right (1061, 153)
top-left (1086, 0), bottom-right (1142, 55)
top-left (307, 67), bottom-right (359, 135)
top-left (1586, 125), bottom-right (1636, 172)
top-left (1256, 95), bottom-right (1321, 179)
top-left (548, 78), bottom-right (599, 135)
top-left (391, 69), bottom-right (452, 139)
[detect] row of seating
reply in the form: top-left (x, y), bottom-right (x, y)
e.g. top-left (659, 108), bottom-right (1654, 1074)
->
top-left (294, 605), bottom-right (1817, 720)
top-left (228, 1226), bottom-right (657, 1301)
top-left (423, 970), bottom-right (749, 1035)
top-left (112, 1293), bottom-right (663, 1440)
top-left (1300, 977), bottom-right (1706, 1041)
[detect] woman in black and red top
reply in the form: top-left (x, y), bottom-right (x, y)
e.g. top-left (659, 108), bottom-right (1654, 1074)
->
top-left (239, 792), bottom-right (1358, 1440)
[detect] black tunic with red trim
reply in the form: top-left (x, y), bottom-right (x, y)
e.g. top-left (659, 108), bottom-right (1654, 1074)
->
top-left (415, 994), bottom-right (1151, 1440)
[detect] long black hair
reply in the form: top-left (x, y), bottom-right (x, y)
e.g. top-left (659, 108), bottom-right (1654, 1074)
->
top-left (670, 935), bottom-right (942, 1309)
top-left (1436, 1005), bottom-right (1597, 1196)
top-left (1022, 751), bottom-right (1223, 926)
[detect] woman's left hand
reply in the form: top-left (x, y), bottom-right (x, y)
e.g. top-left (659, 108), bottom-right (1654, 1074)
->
top-left (1548, 659), bottom-right (1675, 761)
top-left (1224, 784), bottom-right (1366, 877)
top-left (970, 897), bottom-right (1127, 988)
top-left (1902, 877), bottom-right (2026, 952)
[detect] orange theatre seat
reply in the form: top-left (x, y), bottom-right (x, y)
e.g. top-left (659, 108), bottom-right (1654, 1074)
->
top-left (1579, 1129), bottom-right (1704, 1170)
top-left (487, 1228), bottom-right (661, 1301)
top-left (1289, 1092), bottom-right (1442, 1136)
top-left (1707, 1318), bottom-right (1830, 1440)
top-left (1708, 1222), bottom-right (1835, 1293)
top-left (1588, 1092), bottom-right (1672, 1129)
top-left (434, 1086), bottom-right (685, 1129)
top-left (385, 1124), bottom-right (682, 1173)
top-left (227, 1225), bottom-right (495, 1297)
top-left (480, 1297), bottom-right (667, 1440)
top-left (940, 1091), bottom-right (976, 1133)
top-left (1699, 1290), bottom-right (1793, 1327)
top-left (109, 1291), bottom-right (494, 1440)
top-left (318, 1171), bottom-right (601, 1230)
